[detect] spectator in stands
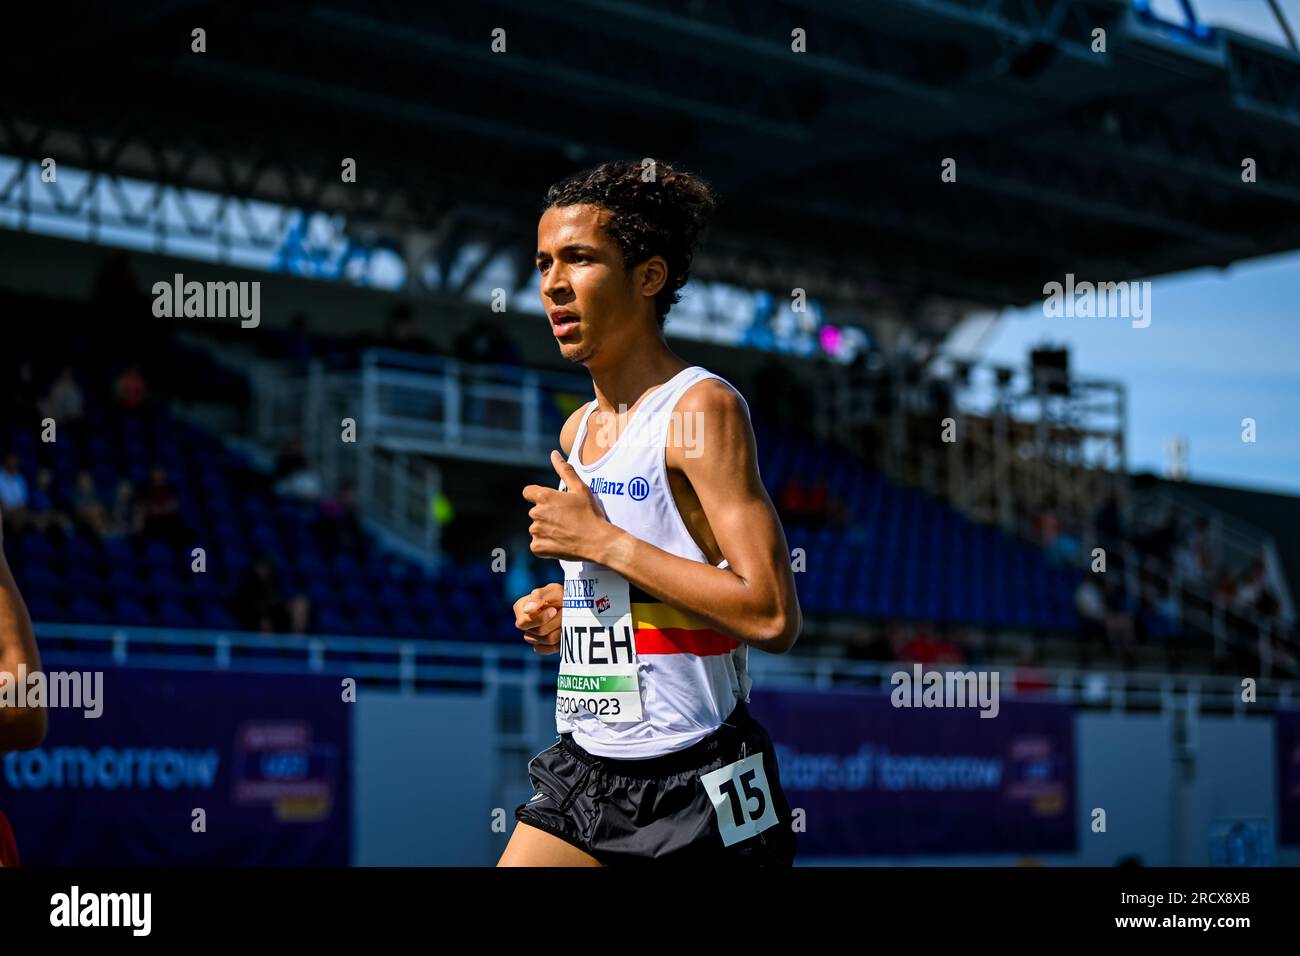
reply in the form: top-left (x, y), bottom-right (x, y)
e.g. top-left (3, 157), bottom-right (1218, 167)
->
top-left (71, 471), bottom-right (110, 538)
top-left (7, 362), bottom-right (41, 427)
top-left (804, 479), bottom-right (849, 529)
top-left (137, 466), bottom-right (188, 546)
top-left (273, 435), bottom-right (323, 500)
top-left (1074, 576), bottom-right (1107, 665)
top-left (316, 479), bottom-right (365, 555)
top-left (231, 554), bottom-right (311, 634)
top-left (899, 620), bottom-right (964, 665)
top-left (0, 455), bottom-right (29, 533)
top-left (1033, 500), bottom-right (1060, 552)
top-left (777, 476), bottom-right (811, 524)
top-left (1173, 516), bottom-right (1214, 585)
top-left (26, 469), bottom-right (70, 534)
top-left (104, 479), bottom-right (138, 539)
top-left (113, 364), bottom-right (149, 412)
top-left (1235, 558), bottom-right (1280, 619)
top-left (40, 367), bottom-right (85, 425)
top-left (1212, 569), bottom-right (1236, 607)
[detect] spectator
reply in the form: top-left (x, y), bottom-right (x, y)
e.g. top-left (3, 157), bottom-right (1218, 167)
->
top-left (1234, 559), bottom-right (1268, 612)
top-left (316, 479), bottom-right (365, 555)
top-left (777, 477), bottom-right (811, 524)
top-left (71, 472), bottom-right (110, 537)
top-left (1074, 576), bottom-right (1107, 665)
top-left (41, 367), bottom-right (85, 424)
top-left (137, 466), bottom-right (188, 546)
top-left (1212, 569), bottom-right (1237, 607)
top-left (1173, 535), bottom-right (1202, 584)
top-left (104, 479), bottom-right (138, 539)
top-left (231, 555), bottom-right (310, 634)
top-left (803, 479), bottom-right (849, 529)
top-left (900, 621), bottom-right (964, 665)
top-left (26, 469), bottom-right (71, 534)
top-left (273, 436), bottom-right (322, 500)
top-left (113, 364), bottom-right (148, 411)
top-left (0, 455), bottom-right (29, 533)
top-left (1034, 503), bottom-right (1060, 551)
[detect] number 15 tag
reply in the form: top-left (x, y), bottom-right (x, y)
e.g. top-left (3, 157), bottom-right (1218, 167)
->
top-left (700, 753), bottom-right (779, 848)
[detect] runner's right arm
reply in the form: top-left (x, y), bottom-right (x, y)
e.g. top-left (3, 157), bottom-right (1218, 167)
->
top-left (511, 402), bottom-right (589, 654)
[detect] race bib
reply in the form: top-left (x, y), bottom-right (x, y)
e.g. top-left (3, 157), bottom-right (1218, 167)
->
top-left (557, 564), bottom-right (643, 723)
top-left (700, 752), bottom-right (778, 847)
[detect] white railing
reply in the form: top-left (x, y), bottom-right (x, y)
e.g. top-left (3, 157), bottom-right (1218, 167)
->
top-left (34, 621), bottom-right (1300, 715)
top-left (245, 349), bottom-right (594, 561)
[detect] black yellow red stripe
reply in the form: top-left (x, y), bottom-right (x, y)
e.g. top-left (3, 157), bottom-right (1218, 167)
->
top-left (631, 601), bottom-right (739, 656)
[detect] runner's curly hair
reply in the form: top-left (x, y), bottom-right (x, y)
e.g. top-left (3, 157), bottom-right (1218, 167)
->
top-left (541, 159), bottom-right (719, 326)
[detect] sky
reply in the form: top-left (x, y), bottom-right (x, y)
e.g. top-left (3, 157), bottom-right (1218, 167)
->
top-left (940, 2), bottom-right (1300, 497)
top-left (944, 250), bottom-right (1300, 496)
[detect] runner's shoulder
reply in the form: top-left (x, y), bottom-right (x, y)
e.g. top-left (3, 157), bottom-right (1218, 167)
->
top-left (559, 401), bottom-right (592, 457)
top-left (672, 377), bottom-right (751, 429)
top-left (667, 378), bottom-right (755, 468)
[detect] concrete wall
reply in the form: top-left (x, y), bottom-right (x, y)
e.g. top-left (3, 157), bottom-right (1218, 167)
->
top-left (353, 692), bottom-right (495, 866)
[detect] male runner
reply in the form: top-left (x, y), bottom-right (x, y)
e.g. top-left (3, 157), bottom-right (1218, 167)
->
top-left (0, 505), bottom-right (48, 865)
top-left (498, 160), bottom-right (801, 866)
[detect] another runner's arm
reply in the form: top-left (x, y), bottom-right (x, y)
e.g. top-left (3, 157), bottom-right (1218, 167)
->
top-left (598, 380), bottom-right (801, 654)
top-left (0, 509), bottom-right (47, 750)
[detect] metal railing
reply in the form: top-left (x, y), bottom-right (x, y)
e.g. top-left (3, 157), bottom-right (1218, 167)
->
top-left (32, 621), bottom-right (1300, 716)
top-left (246, 349), bottom-right (594, 562)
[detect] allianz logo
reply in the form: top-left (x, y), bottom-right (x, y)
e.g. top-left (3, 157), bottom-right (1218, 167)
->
top-left (588, 475), bottom-right (650, 501)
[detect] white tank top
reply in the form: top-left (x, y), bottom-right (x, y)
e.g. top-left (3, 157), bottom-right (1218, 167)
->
top-left (555, 365), bottom-right (753, 758)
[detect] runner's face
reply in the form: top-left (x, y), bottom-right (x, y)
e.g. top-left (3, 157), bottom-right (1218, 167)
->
top-left (537, 204), bottom-right (640, 365)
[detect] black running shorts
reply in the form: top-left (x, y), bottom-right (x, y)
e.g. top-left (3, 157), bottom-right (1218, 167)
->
top-left (514, 700), bottom-right (797, 865)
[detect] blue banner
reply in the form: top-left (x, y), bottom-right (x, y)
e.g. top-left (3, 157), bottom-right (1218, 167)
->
top-left (0, 664), bottom-right (350, 865)
top-left (749, 687), bottom-right (1076, 857)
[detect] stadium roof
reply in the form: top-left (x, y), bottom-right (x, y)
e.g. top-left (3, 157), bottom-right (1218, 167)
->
top-left (3, 0), bottom-right (1300, 328)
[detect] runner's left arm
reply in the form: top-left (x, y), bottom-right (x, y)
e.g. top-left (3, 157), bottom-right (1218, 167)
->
top-left (524, 380), bottom-right (801, 654)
